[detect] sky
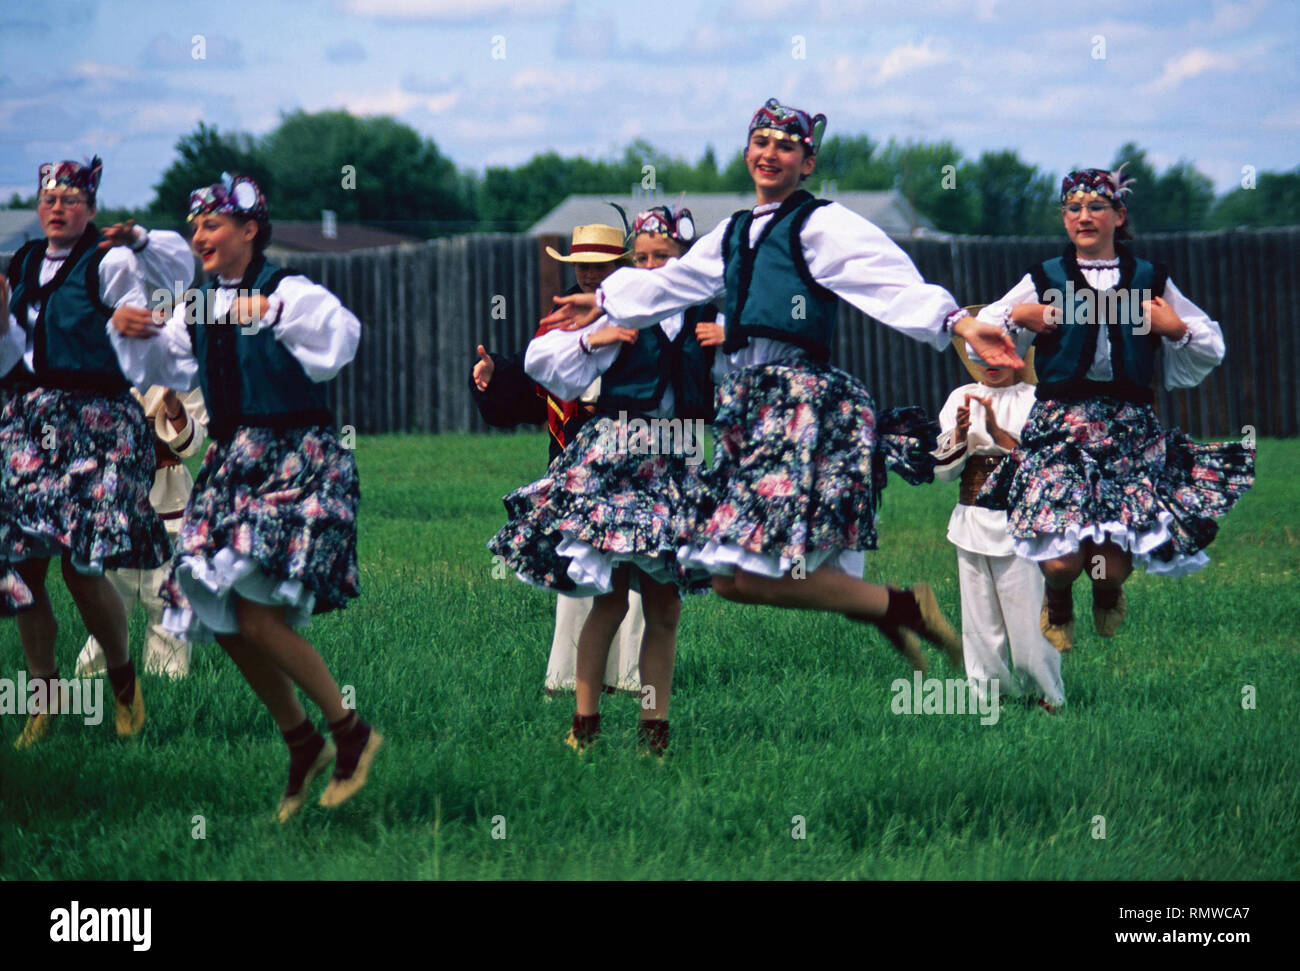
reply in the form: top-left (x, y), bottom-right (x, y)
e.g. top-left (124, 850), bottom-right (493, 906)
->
top-left (1, 0), bottom-right (1296, 211)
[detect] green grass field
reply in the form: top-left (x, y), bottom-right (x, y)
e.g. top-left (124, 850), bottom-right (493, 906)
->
top-left (1, 435), bottom-right (1295, 880)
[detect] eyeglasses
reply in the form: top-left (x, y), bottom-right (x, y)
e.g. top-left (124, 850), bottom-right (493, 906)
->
top-left (1063, 202), bottom-right (1115, 216)
top-left (39, 193), bottom-right (88, 209)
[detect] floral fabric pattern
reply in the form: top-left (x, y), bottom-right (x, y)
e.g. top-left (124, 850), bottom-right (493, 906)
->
top-left (160, 425), bottom-right (361, 615)
top-left (0, 388), bottom-right (171, 614)
top-left (686, 362), bottom-right (938, 564)
top-left (977, 397), bottom-right (1254, 571)
top-left (488, 415), bottom-right (707, 594)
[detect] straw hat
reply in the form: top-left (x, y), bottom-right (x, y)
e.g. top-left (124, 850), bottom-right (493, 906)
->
top-left (953, 305), bottom-right (1037, 385)
top-left (544, 224), bottom-right (629, 263)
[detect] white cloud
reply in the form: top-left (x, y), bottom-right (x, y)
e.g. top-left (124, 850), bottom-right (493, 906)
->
top-left (1197, 0), bottom-right (1271, 37)
top-left (1143, 48), bottom-right (1238, 94)
top-left (309, 86), bottom-right (461, 117)
top-left (123, 102), bottom-right (205, 136)
top-left (824, 39), bottom-right (952, 94)
top-left (876, 38), bottom-right (951, 83)
top-left (341, 0), bottom-right (569, 19)
top-left (73, 62), bottom-right (137, 82)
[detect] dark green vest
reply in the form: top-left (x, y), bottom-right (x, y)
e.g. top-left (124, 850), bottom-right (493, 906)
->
top-left (6, 225), bottom-right (130, 393)
top-left (186, 257), bottom-right (334, 441)
top-left (721, 190), bottom-right (839, 362)
top-left (597, 304), bottom-right (718, 421)
top-left (1029, 244), bottom-right (1168, 404)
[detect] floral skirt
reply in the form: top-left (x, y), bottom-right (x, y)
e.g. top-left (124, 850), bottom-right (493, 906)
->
top-left (680, 362), bottom-right (938, 579)
top-left (160, 425), bottom-right (361, 641)
top-left (0, 387), bottom-right (171, 614)
top-left (487, 414), bottom-right (708, 596)
top-left (977, 397), bottom-right (1254, 576)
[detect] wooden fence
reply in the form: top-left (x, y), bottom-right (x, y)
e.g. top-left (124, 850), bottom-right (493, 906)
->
top-left (4, 226), bottom-right (1296, 438)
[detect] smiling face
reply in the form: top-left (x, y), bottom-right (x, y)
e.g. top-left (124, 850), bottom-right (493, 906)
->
top-left (632, 234), bottom-right (683, 270)
top-left (38, 189), bottom-right (95, 249)
top-left (190, 212), bottom-right (259, 279)
top-left (745, 130), bottom-right (815, 204)
top-left (1062, 194), bottom-right (1125, 259)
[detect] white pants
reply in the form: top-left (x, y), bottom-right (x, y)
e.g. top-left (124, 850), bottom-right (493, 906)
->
top-left (77, 565), bottom-right (192, 679)
top-left (545, 591), bottom-right (643, 694)
top-left (957, 547), bottom-right (1064, 706)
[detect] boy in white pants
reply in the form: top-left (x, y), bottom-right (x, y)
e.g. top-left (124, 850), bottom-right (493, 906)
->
top-left (933, 337), bottom-right (1064, 711)
top-left (76, 384), bottom-right (208, 679)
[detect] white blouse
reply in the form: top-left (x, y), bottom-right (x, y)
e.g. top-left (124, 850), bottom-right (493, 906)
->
top-left (109, 274), bottom-right (361, 394)
top-left (596, 200), bottom-right (961, 366)
top-left (932, 380), bottom-right (1039, 557)
top-left (1, 226), bottom-right (194, 379)
top-left (525, 310), bottom-right (731, 419)
top-left (976, 258), bottom-right (1224, 389)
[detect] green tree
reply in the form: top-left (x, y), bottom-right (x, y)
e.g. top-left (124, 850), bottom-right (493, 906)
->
top-left (807, 134), bottom-right (891, 191)
top-left (261, 110), bottom-right (476, 234)
top-left (880, 139), bottom-right (978, 234)
top-left (149, 122), bottom-right (272, 230)
top-left (1108, 143), bottom-right (1214, 233)
top-left (1209, 168), bottom-right (1300, 228)
top-left (964, 150), bottom-right (1058, 236)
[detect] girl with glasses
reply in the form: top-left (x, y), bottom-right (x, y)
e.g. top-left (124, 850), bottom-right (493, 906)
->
top-left (973, 167), bottom-right (1254, 651)
top-left (490, 205), bottom-right (720, 755)
top-left (2, 155), bottom-right (193, 748)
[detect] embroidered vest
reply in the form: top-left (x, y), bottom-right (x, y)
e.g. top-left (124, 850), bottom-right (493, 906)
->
top-left (1029, 244), bottom-right (1168, 404)
top-left (721, 190), bottom-right (839, 362)
top-left (186, 257), bottom-right (334, 441)
top-left (597, 304), bottom-right (719, 421)
top-left (6, 225), bottom-right (130, 393)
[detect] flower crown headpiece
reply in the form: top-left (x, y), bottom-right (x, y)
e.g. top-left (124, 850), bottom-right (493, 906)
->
top-left (39, 156), bottom-right (103, 199)
top-left (632, 205), bottom-right (697, 247)
top-left (1061, 164), bottom-right (1135, 205)
top-left (188, 172), bottom-right (268, 222)
top-left (748, 98), bottom-right (827, 155)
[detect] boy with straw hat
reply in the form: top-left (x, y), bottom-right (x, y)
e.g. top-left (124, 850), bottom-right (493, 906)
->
top-left (933, 324), bottom-right (1064, 711)
top-left (473, 222), bottom-right (644, 696)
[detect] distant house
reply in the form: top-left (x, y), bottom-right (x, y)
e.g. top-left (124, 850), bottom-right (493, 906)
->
top-left (528, 186), bottom-right (937, 239)
top-left (264, 218), bottom-right (422, 257)
top-left (0, 210), bottom-right (42, 251)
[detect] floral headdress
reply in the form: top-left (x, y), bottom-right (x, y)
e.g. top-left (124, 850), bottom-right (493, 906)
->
top-left (38, 156), bottom-right (103, 202)
top-left (748, 98), bottom-right (827, 155)
top-left (632, 205), bottom-right (697, 248)
top-left (1060, 164), bottom-right (1135, 205)
top-left (187, 172), bottom-right (268, 222)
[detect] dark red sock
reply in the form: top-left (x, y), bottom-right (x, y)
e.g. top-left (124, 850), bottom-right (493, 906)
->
top-left (282, 718), bottom-right (329, 796)
top-left (571, 713), bottom-right (600, 744)
top-left (328, 711), bottom-right (372, 781)
top-left (1093, 585), bottom-right (1121, 610)
top-left (637, 719), bottom-right (669, 756)
top-left (1046, 584), bottom-right (1074, 625)
top-left (106, 661), bottom-right (136, 707)
top-left (881, 589), bottom-right (923, 630)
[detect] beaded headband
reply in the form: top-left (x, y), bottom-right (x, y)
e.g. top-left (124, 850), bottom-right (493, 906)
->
top-left (38, 157), bottom-right (102, 199)
top-left (632, 205), bottom-right (697, 247)
top-left (1061, 165), bottom-right (1134, 205)
top-left (187, 172), bottom-right (268, 222)
top-left (748, 98), bottom-right (826, 155)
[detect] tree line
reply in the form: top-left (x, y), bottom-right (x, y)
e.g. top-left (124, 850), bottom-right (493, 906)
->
top-left (9, 111), bottom-right (1298, 237)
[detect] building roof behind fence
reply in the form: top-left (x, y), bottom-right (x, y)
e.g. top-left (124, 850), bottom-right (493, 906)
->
top-left (266, 220), bottom-right (424, 254)
top-left (0, 210), bottom-right (42, 251)
top-left (528, 188), bottom-right (938, 238)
